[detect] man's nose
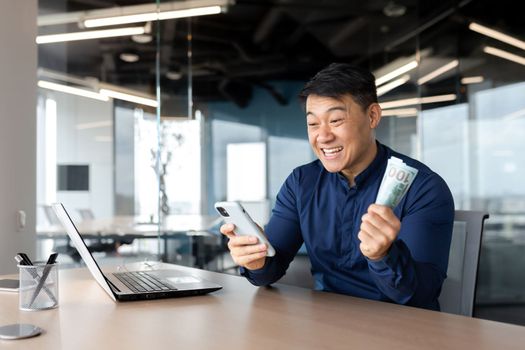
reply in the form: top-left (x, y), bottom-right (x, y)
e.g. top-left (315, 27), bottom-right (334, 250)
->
top-left (317, 124), bottom-right (334, 142)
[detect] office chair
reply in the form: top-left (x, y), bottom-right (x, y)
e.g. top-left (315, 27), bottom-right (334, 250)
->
top-left (40, 204), bottom-right (82, 262)
top-left (277, 253), bottom-right (314, 289)
top-left (439, 210), bottom-right (489, 317)
top-left (77, 208), bottom-right (95, 220)
top-left (76, 208), bottom-right (135, 253)
top-left (42, 204), bottom-right (62, 225)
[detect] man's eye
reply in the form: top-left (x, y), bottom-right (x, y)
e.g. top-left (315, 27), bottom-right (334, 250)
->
top-left (330, 118), bottom-right (343, 124)
top-left (307, 122), bottom-right (318, 127)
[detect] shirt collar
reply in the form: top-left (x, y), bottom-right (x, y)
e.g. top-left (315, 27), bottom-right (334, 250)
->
top-left (337, 141), bottom-right (387, 189)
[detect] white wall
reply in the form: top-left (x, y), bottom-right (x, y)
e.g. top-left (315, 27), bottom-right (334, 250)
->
top-left (0, 0), bottom-right (37, 274)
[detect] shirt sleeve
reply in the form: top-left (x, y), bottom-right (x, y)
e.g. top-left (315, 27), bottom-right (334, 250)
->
top-left (241, 171), bottom-right (304, 286)
top-left (366, 172), bottom-right (454, 309)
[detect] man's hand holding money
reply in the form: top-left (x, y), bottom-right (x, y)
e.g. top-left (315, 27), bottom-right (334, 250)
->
top-left (358, 156), bottom-right (418, 260)
top-left (358, 204), bottom-right (401, 260)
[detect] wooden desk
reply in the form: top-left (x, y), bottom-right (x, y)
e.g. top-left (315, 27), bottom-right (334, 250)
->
top-left (1, 263), bottom-right (524, 349)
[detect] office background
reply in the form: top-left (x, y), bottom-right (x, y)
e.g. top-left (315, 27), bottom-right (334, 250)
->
top-left (1, 0), bottom-right (524, 326)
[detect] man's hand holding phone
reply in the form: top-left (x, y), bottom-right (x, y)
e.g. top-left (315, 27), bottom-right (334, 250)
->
top-left (215, 201), bottom-right (275, 271)
top-left (220, 223), bottom-right (268, 270)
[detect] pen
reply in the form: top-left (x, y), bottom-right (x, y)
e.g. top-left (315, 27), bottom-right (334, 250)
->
top-left (14, 254), bottom-right (58, 304)
top-left (17, 252), bottom-right (33, 266)
top-left (18, 253), bottom-right (59, 307)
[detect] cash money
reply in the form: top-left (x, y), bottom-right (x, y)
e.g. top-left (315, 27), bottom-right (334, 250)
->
top-left (375, 157), bottom-right (418, 209)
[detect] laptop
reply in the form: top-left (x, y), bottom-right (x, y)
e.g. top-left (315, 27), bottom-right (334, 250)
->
top-left (52, 203), bottom-right (222, 302)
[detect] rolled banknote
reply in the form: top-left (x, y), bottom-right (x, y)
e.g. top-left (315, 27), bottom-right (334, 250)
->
top-left (375, 157), bottom-right (418, 208)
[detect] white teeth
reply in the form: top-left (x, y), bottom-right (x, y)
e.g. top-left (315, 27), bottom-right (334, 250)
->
top-left (322, 147), bottom-right (343, 154)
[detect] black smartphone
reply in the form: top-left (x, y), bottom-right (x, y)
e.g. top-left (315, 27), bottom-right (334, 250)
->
top-left (0, 279), bottom-right (19, 292)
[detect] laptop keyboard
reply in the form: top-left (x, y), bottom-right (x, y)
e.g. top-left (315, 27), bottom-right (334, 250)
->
top-left (113, 271), bottom-right (176, 293)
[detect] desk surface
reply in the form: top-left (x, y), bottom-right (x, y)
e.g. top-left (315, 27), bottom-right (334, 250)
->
top-left (1, 263), bottom-right (524, 349)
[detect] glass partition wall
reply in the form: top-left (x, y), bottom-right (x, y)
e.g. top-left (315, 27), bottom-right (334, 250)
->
top-left (37, 0), bottom-right (165, 267)
top-left (37, 0), bottom-right (525, 325)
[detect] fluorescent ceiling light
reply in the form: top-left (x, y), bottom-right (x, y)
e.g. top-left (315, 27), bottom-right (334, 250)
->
top-left (469, 22), bottom-right (525, 51)
top-left (483, 46), bottom-right (525, 66)
top-left (417, 59), bottom-right (459, 85)
top-left (84, 6), bottom-right (222, 27)
top-left (461, 76), bottom-right (484, 84)
top-left (38, 1), bottom-right (232, 27)
top-left (375, 60), bottom-right (418, 86)
top-left (132, 34), bottom-right (153, 44)
top-left (377, 75), bottom-right (410, 96)
top-left (38, 69), bottom-right (158, 108)
top-left (36, 26), bottom-right (145, 44)
top-left (381, 108), bottom-right (418, 117)
top-left (120, 53), bottom-right (140, 63)
top-left (380, 94), bottom-right (457, 109)
top-left (38, 80), bottom-right (109, 101)
top-left (100, 89), bottom-right (158, 107)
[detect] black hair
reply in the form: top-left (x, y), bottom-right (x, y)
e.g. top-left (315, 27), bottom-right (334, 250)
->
top-left (299, 63), bottom-right (378, 111)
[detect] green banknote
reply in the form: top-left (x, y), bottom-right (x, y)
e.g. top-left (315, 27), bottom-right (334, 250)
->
top-left (375, 157), bottom-right (418, 209)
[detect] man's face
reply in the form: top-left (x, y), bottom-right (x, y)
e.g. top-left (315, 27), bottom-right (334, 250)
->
top-left (306, 94), bottom-right (380, 180)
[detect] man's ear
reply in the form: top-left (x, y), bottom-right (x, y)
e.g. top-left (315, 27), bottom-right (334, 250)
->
top-left (368, 103), bottom-right (382, 129)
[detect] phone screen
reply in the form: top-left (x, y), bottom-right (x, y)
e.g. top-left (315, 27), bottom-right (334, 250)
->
top-left (0, 279), bottom-right (19, 292)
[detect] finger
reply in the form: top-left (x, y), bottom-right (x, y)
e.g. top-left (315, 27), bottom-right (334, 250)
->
top-left (357, 229), bottom-right (372, 244)
top-left (220, 223), bottom-right (236, 237)
top-left (231, 243), bottom-right (267, 257)
top-left (234, 251), bottom-right (268, 266)
top-left (362, 211), bottom-right (398, 241)
top-left (227, 235), bottom-right (259, 248)
top-left (357, 231), bottom-right (381, 253)
top-left (360, 219), bottom-right (389, 245)
top-left (367, 205), bottom-right (401, 233)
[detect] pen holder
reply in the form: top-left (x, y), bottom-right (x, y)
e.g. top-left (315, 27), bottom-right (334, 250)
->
top-left (18, 262), bottom-right (59, 311)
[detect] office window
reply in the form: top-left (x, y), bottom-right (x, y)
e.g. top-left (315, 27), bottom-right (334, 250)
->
top-left (226, 142), bottom-right (266, 201)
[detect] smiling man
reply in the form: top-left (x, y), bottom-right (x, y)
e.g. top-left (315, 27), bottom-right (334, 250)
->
top-left (221, 63), bottom-right (455, 310)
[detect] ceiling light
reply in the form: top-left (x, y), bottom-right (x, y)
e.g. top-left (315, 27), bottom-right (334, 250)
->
top-left (380, 94), bottom-right (457, 109)
top-left (461, 76), bottom-right (484, 84)
top-left (375, 60), bottom-right (418, 86)
top-left (483, 46), bottom-right (525, 66)
top-left (469, 22), bottom-right (525, 51)
top-left (38, 1), bottom-right (232, 27)
top-left (99, 88), bottom-right (158, 107)
top-left (38, 80), bottom-right (109, 101)
top-left (383, 1), bottom-right (407, 18)
top-left (377, 75), bottom-right (409, 96)
top-left (36, 26), bottom-right (145, 44)
top-left (132, 34), bottom-right (153, 44)
top-left (417, 59), bottom-right (459, 85)
top-left (166, 71), bottom-right (183, 80)
top-left (120, 53), bottom-right (140, 63)
top-left (84, 5), bottom-right (223, 28)
top-left (381, 108), bottom-right (418, 117)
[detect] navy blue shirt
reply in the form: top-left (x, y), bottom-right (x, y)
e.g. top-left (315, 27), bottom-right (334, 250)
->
top-left (242, 142), bottom-right (454, 310)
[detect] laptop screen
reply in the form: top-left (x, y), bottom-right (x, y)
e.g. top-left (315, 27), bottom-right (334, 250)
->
top-left (52, 203), bottom-right (117, 301)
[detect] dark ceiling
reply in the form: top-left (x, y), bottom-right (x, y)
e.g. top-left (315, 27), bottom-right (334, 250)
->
top-left (38, 0), bottom-right (525, 109)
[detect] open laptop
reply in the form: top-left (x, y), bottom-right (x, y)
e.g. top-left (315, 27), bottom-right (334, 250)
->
top-left (52, 203), bottom-right (222, 302)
